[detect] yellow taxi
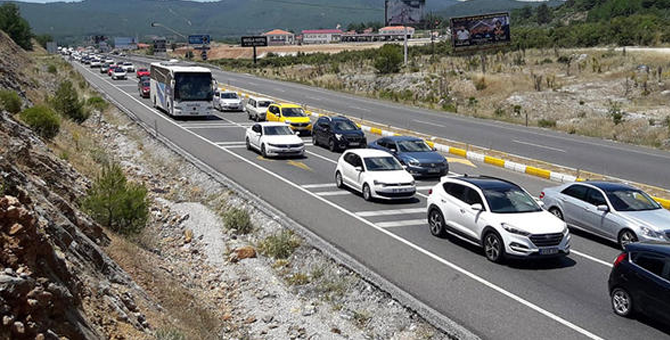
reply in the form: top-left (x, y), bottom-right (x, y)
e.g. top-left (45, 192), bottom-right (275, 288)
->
top-left (266, 103), bottom-right (312, 135)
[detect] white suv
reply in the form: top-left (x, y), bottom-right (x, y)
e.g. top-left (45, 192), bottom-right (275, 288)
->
top-left (335, 149), bottom-right (415, 201)
top-left (426, 176), bottom-right (570, 263)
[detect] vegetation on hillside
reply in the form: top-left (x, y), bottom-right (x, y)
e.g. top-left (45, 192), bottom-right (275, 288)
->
top-left (0, 3), bottom-right (32, 50)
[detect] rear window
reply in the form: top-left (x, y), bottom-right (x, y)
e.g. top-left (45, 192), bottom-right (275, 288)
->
top-left (632, 252), bottom-right (668, 278)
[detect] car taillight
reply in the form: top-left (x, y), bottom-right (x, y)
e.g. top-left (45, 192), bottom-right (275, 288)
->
top-left (428, 188), bottom-right (433, 195)
top-left (613, 252), bottom-right (627, 267)
top-left (539, 191), bottom-right (545, 199)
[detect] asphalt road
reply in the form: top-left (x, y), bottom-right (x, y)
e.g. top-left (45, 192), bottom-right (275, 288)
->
top-left (73, 60), bottom-right (670, 340)
top-left (124, 54), bottom-right (670, 190)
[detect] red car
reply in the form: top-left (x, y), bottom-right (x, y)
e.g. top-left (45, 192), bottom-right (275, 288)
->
top-left (107, 65), bottom-right (116, 77)
top-left (136, 68), bottom-right (150, 78)
top-left (138, 79), bottom-right (150, 98)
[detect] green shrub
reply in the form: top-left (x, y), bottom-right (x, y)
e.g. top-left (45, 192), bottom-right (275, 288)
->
top-left (221, 207), bottom-right (253, 234)
top-left (0, 90), bottom-right (22, 114)
top-left (286, 272), bottom-right (310, 286)
top-left (87, 96), bottom-right (108, 111)
top-left (374, 44), bottom-right (403, 74)
top-left (82, 163), bottom-right (149, 235)
top-left (19, 105), bottom-right (60, 140)
top-left (155, 328), bottom-right (186, 340)
top-left (607, 101), bottom-right (625, 125)
top-left (538, 118), bottom-right (557, 128)
top-left (47, 64), bottom-right (57, 74)
top-left (259, 230), bottom-right (301, 259)
top-left (52, 80), bottom-right (89, 123)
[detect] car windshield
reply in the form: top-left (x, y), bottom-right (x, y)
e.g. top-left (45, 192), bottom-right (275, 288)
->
top-left (483, 186), bottom-right (542, 214)
top-left (174, 72), bottom-right (213, 101)
top-left (258, 101), bottom-right (272, 107)
top-left (114, 68), bottom-right (124, 72)
top-left (220, 93), bottom-right (238, 99)
top-left (263, 125), bottom-right (294, 135)
top-left (123, 62), bottom-right (132, 66)
top-left (364, 156), bottom-right (403, 171)
top-left (282, 107), bottom-right (306, 117)
top-left (141, 81), bottom-right (150, 87)
top-left (333, 120), bottom-right (358, 131)
top-left (605, 189), bottom-right (661, 211)
top-left (138, 68), bottom-right (147, 72)
top-left (397, 140), bottom-right (432, 152)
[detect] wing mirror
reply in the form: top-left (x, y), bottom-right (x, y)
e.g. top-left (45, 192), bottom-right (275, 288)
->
top-left (597, 205), bottom-right (609, 212)
top-left (471, 203), bottom-right (484, 211)
top-left (354, 166), bottom-right (363, 172)
top-left (389, 148), bottom-right (397, 153)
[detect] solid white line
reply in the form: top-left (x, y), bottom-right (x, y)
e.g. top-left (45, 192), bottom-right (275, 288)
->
top-left (215, 141), bottom-right (246, 145)
top-left (316, 191), bottom-right (352, 196)
top-left (186, 125), bottom-right (246, 129)
top-left (413, 119), bottom-right (445, 128)
top-left (356, 208), bottom-right (425, 217)
top-left (351, 105), bottom-right (371, 112)
top-left (377, 219), bottom-right (426, 228)
top-left (302, 183), bottom-right (337, 189)
top-left (77, 62), bottom-right (607, 340)
top-left (513, 140), bottom-right (566, 153)
top-left (571, 250), bottom-right (613, 267)
top-left (305, 150), bottom-right (338, 164)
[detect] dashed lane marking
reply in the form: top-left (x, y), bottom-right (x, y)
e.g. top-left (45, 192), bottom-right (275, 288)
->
top-left (356, 208), bottom-right (425, 217)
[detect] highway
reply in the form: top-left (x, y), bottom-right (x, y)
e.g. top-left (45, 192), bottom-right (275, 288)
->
top-left (73, 59), bottom-right (670, 340)
top-left (124, 54), bottom-right (670, 191)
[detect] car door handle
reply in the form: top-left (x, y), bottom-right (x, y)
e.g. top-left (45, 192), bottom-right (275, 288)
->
top-left (441, 199), bottom-right (446, 203)
top-left (459, 209), bottom-right (466, 214)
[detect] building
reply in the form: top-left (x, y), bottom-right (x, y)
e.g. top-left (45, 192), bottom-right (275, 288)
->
top-left (262, 29), bottom-right (295, 46)
top-left (379, 26), bottom-right (415, 40)
top-left (301, 29), bottom-right (343, 44)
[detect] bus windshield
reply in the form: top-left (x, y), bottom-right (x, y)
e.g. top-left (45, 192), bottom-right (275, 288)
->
top-left (175, 72), bottom-right (213, 101)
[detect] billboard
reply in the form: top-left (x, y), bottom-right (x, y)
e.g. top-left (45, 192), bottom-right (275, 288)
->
top-left (153, 37), bottom-right (167, 53)
top-left (241, 36), bottom-right (268, 47)
top-left (450, 12), bottom-right (511, 52)
top-left (385, 0), bottom-right (425, 26)
top-left (114, 36), bottom-right (137, 50)
top-left (188, 35), bottom-right (211, 45)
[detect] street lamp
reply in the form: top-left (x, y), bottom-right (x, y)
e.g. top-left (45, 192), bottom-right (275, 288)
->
top-left (151, 22), bottom-right (191, 59)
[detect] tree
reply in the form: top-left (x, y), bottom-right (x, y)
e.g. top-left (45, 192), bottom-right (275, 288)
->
top-left (52, 80), bottom-right (89, 123)
top-left (374, 44), bottom-right (403, 74)
top-left (0, 3), bottom-right (33, 50)
top-left (536, 4), bottom-right (552, 25)
top-left (34, 33), bottom-right (53, 49)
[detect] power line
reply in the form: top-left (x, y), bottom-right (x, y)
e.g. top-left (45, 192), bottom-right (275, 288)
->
top-left (258, 0), bottom-right (382, 11)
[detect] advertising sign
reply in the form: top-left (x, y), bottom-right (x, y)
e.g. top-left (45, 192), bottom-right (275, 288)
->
top-left (385, 0), bottom-right (425, 26)
top-left (450, 12), bottom-right (511, 52)
top-left (114, 36), bottom-right (137, 50)
top-left (153, 37), bottom-right (167, 53)
top-left (188, 34), bottom-right (211, 45)
top-left (241, 36), bottom-right (268, 47)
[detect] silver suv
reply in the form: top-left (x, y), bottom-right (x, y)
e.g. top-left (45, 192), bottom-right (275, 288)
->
top-left (541, 181), bottom-right (670, 248)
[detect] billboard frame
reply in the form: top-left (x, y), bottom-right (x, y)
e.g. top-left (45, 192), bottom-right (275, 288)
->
top-left (384, 0), bottom-right (426, 27)
top-left (450, 12), bottom-right (511, 53)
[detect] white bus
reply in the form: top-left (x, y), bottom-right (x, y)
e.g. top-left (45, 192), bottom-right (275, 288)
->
top-left (150, 61), bottom-right (214, 117)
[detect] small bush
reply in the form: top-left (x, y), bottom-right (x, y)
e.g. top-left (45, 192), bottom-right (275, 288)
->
top-left (286, 272), bottom-right (310, 286)
top-left (156, 328), bottom-right (186, 340)
top-left (538, 118), bottom-right (557, 128)
top-left (259, 230), bottom-right (301, 259)
top-left (607, 101), bottom-right (625, 125)
top-left (82, 163), bottom-right (149, 235)
top-left (374, 44), bottom-right (403, 74)
top-left (474, 76), bottom-right (486, 91)
top-left (87, 96), bottom-right (109, 111)
top-left (19, 105), bottom-right (60, 140)
top-left (47, 64), bottom-right (57, 74)
top-left (52, 80), bottom-right (89, 123)
top-left (221, 207), bottom-right (253, 234)
top-left (0, 90), bottom-right (22, 114)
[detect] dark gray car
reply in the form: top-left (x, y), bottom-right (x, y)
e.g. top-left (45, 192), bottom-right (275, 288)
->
top-left (541, 181), bottom-right (670, 248)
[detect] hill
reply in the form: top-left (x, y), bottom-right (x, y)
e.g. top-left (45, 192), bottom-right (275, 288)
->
top-left (5, 0), bottom-right (458, 44)
top-left (439, 0), bottom-right (565, 18)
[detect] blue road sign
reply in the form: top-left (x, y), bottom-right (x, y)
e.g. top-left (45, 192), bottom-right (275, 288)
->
top-left (188, 35), bottom-right (211, 45)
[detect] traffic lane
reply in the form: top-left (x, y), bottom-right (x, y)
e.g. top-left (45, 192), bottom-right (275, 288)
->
top-left (76, 61), bottom-right (646, 339)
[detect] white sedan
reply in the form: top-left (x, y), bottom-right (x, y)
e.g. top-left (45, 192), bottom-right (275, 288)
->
top-left (121, 62), bottom-right (135, 72)
top-left (245, 122), bottom-right (305, 158)
top-left (111, 67), bottom-right (127, 80)
top-left (335, 149), bottom-right (416, 201)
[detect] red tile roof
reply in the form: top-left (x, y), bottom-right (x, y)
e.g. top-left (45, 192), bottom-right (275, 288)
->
top-left (301, 29), bottom-right (343, 34)
top-left (263, 29), bottom-right (293, 36)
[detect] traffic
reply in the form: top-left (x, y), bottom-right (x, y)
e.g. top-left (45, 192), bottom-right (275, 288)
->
top-left (67, 51), bottom-right (670, 335)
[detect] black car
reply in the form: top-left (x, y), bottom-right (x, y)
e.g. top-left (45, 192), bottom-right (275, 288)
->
top-left (312, 116), bottom-right (366, 152)
top-left (608, 242), bottom-right (670, 323)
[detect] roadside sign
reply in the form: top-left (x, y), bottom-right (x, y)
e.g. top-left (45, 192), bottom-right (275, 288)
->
top-left (153, 38), bottom-right (167, 53)
top-left (188, 35), bottom-right (211, 45)
top-left (201, 50), bottom-right (208, 61)
top-left (241, 36), bottom-right (268, 47)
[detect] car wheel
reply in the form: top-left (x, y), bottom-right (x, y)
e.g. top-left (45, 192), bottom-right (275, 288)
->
top-left (483, 231), bottom-right (505, 263)
top-left (261, 144), bottom-right (268, 158)
top-left (312, 133), bottom-right (319, 146)
top-left (335, 171), bottom-right (343, 188)
top-left (428, 208), bottom-right (446, 237)
top-left (362, 183), bottom-right (372, 201)
top-left (618, 229), bottom-right (638, 249)
top-left (611, 287), bottom-right (634, 317)
top-left (328, 138), bottom-right (337, 152)
top-left (549, 207), bottom-right (564, 221)
top-left (245, 137), bottom-right (252, 151)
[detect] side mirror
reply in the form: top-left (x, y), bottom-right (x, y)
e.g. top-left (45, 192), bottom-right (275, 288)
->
top-left (431, 147), bottom-right (437, 152)
top-left (402, 165), bottom-right (408, 170)
top-left (471, 203), bottom-right (484, 211)
top-left (537, 200), bottom-right (546, 208)
top-left (389, 148), bottom-right (397, 153)
top-left (597, 204), bottom-right (609, 212)
top-left (354, 166), bottom-right (363, 172)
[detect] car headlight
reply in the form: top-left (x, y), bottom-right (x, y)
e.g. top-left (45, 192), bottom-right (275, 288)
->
top-left (408, 160), bottom-right (420, 166)
top-left (502, 223), bottom-right (530, 236)
top-left (562, 225), bottom-right (569, 235)
top-left (410, 180), bottom-right (415, 186)
top-left (640, 226), bottom-right (662, 238)
top-left (373, 180), bottom-right (387, 187)
top-left (335, 134), bottom-right (343, 140)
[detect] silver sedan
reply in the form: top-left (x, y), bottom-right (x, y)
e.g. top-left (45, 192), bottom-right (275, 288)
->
top-left (541, 181), bottom-right (670, 248)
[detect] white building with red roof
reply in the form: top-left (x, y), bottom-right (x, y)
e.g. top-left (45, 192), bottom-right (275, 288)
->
top-left (301, 29), bottom-right (343, 44)
top-left (262, 29), bottom-right (295, 45)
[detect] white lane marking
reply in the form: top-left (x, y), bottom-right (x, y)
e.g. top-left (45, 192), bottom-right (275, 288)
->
top-left (302, 183), bottom-right (337, 189)
top-left (275, 88), bottom-right (286, 93)
top-left (512, 140), bottom-right (567, 153)
top-left (116, 84), bottom-right (138, 87)
top-left (305, 150), bottom-right (338, 164)
top-left (413, 119), bottom-right (445, 128)
top-left (356, 208), bottom-right (425, 217)
top-left (351, 106), bottom-right (371, 112)
top-left (311, 97), bottom-right (323, 102)
top-left (186, 125), bottom-right (247, 129)
top-left (571, 250), bottom-right (612, 267)
top-left (316, 191), bottom-right (352, 196)
top-left (377, 219), bottom-right (426, 228)
top-left (77, 62), bottom-right (608, 340)
top-left (215, 141), bottom-right (246, 146)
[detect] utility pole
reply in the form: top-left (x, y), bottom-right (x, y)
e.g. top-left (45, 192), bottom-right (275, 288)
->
top-left (403, 26), bottom-right (409, 64)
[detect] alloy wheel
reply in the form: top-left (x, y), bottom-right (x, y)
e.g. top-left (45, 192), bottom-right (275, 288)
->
top-left (335, 171), bottom-right (343, 188)
top-left (245, 138), bottom-right (251, 151)
top-left (612, 288), bottom-right (632, 317)
top-left (329, 139), bottom-right (336, 152)
top-left (619, 230), bottom-right (638, 249)
top-left (363, 184), bottom-right (372, 201)
top-left (312, 134), bottom-right (318, 146)
top-left (550, 208), bottom-right (563, 221)
top-left (484, 233), bottom-right (503, 263)
top-left (429, 210), bottom-right (445, 237)
top-left (261, 144), bottom-right (268, 158)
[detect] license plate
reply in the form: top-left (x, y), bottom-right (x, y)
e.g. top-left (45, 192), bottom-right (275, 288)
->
top-left (539, 248), bottom-right (559, 255)
top-left (392, 188), bottom-right (410, 193)
top-left (349, 142), bottom-right (359, 146)
top-left (428, 168), bottom-right (440, 173)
